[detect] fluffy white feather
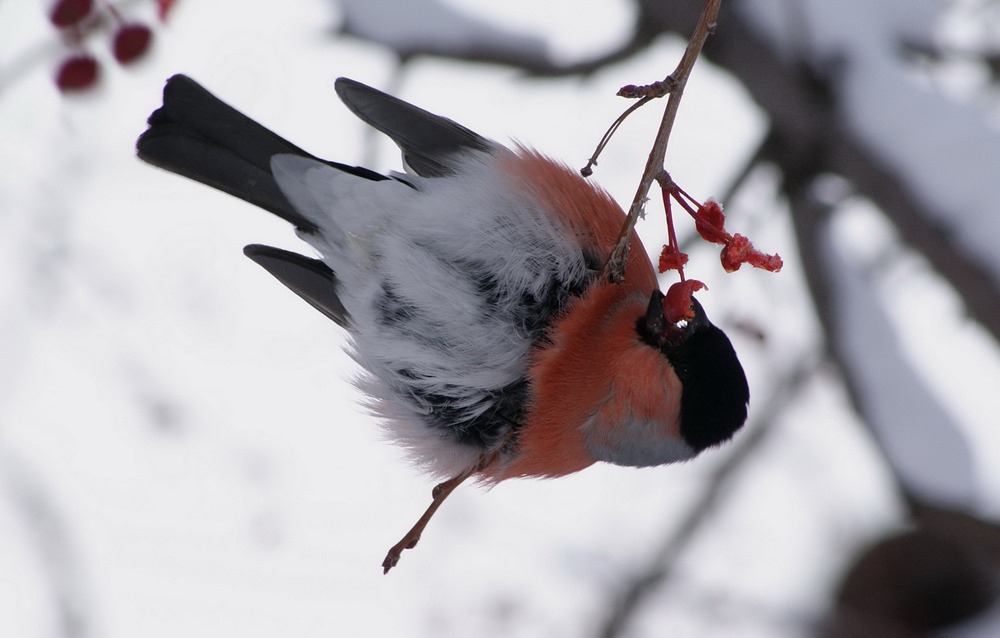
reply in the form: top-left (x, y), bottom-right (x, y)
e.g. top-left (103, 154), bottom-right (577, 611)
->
top-left (271, 149), bottom-right (592, 477)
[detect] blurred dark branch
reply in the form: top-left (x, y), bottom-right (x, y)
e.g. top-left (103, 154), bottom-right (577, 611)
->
top-left (824, 134), bottom-right (1000, 342)
top-left (696, 2), bottom-right (1000, 344)
top-left (900, 38), bottom-right (1000, 85)
top-left (778, 76), bottom-right (1000, 634)
top-left (597, 353), bottom-right (821, 638)
top-left (783, 134), bottom-right (988, 520)
top-left (338, 0), bottom-right (670, 77)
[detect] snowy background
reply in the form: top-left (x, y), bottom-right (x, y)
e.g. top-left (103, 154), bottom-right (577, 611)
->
top-left (1, 0), bottom-right (999, 636)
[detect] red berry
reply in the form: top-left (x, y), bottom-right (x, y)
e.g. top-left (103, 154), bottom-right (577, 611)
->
top-left (113, 24), bottom-right (153, 64)
top-left (720, 233), bottom-right (751, 272)
top-left (49, 0), bottom-right (93, 28)
top-left (56, 54), bottom-right (99, 91)
top-left (657, 245), bottom-right (689, 273)
top-left (694, 200), bottom-right (730, 245)
top-left (719, 233), bottom-right (784, 273)
top-left (663, 280), bottom-right (707, 324)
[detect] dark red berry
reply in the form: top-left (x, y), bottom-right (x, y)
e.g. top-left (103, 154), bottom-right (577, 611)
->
top-left (113, 24), bottom-right (153, 64)
top-left (49, 0), bottom-right (93, 28)
top-left (56, 55), bottom-right (99, 91)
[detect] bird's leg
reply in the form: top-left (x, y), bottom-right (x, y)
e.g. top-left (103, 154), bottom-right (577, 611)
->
top-left (381, 467), bottom-right (474, 574)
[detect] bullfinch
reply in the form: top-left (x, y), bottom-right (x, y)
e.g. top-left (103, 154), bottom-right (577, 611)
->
top-left (136, 75), bottom-right (749, 570)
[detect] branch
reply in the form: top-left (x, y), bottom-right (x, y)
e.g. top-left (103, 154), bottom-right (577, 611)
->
top-left (599, 0), bottom-right (722, 283)
top-left (338, 0), bottom-right (673, 78)
top-left (0, 449), bottom-right (91, 638)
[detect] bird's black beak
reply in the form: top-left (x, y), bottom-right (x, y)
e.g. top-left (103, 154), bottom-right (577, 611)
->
top-left (684, 297), bottom-right (710, 335)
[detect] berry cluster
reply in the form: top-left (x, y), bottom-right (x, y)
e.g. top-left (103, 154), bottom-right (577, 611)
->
top-left (51, 0), bottom-right (175, 92)
top-left (657, 176), bottom-right (783, 323)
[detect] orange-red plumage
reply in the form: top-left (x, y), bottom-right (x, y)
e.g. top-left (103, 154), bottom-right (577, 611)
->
top-left (504, 149), bottom-right (656, 292)
top-left (487, 152), bottom-right (682, 480)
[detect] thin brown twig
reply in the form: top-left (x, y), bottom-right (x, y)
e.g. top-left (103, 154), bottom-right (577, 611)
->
top-left (581, 97), bottom-right (654, 177)
top-left (600, 0), bottom-right (723, 283)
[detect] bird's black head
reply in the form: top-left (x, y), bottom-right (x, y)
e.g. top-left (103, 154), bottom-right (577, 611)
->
top-left (636, 291), bottom-right (749, 453)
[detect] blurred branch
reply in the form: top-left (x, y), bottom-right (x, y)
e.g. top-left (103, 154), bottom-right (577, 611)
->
top-left (824, 133), bottom-right (1000, 343)
top-left (597, 353), bottom-right (822, 638)
top-left (782, 123), bottom-right (1000, 631)
top-left (695, 2), bottom-right (1000, 345)
top-left (0, 448), bottom-right (90, 638)
top-left (338, 0), bottom-right (673, 77)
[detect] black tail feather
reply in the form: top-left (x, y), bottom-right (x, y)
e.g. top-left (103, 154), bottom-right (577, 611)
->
top-left (136, 75), bottom-right (374, 325)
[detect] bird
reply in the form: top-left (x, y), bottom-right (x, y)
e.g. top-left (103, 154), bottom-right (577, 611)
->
top-left (136, 74), bottom-right (749, 571)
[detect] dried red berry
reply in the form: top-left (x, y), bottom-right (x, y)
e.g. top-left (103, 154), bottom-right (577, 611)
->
top-left (694, 200), bottom-right (730, 245)
top-left (56, 55), bottom-right (99, 91)
top-left (663, 280), bottom-right (707, 324)
top-left (720, 233), bottom-right (751, 272)
top-left (720, 233), bottom-right (784, 273)
top-left (113, 24), bottom-right (153, 64)
top-left (658, 245), bottom-right (689, 273)
top-left (49, 0), bottom-right (93, 28)
top-left (658, 180), bottom-right (781, 304)
top-left (749, 251), bottom-right (783, 272)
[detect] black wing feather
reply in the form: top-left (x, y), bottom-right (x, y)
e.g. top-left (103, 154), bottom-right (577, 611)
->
top-left (243, 244), bottom-right (350, 327)
top-left (334, 78), bottom-right (492, 177)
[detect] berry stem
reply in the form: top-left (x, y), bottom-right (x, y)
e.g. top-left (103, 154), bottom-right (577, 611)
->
top-left (659, 174), bottom-right (686, 282)
top-left (104, 0), bottom-right (124, 24)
